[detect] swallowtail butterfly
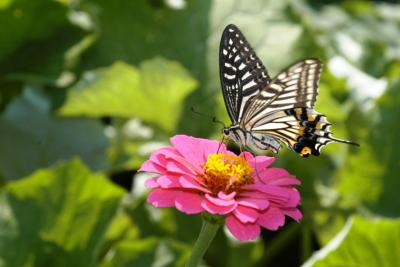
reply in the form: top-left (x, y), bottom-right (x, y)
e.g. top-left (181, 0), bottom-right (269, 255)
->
top-left (220, 24), bottom-right (358, 157)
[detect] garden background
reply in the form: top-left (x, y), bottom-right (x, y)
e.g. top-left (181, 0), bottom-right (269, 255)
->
top-left (0, 0), bottom-right (399, 266)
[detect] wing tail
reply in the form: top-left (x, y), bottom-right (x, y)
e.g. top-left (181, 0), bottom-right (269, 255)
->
top-left (329, 137), bottom-right (360, 147)
top-left (288, 108), bottom-right (359, 157)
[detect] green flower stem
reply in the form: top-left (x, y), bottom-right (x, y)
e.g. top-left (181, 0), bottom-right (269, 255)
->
top-left (185, 215), bottom-right (222, 267)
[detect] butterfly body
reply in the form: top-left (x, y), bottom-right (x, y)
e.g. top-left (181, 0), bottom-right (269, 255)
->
top-left (219, 24), bottom-right (358, 157)
top-left (222, 125), bottom-right (282, 153)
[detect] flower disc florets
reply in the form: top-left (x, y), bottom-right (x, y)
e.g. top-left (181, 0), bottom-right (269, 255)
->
top-left (201, 154), bottom-right (254, 194)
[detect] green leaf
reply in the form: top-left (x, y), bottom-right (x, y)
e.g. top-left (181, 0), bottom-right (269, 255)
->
top-left (0, 0), bottom-right (70, 62)
top-left (0, 159), bottom-right (125, 267)
top-left (335, 145), bottom-right (384, 207)
top-left (304, 216), bottom-right (400, 267)
top-left (98, 238), bottom-right (190, 267)
top-left (227, 241), bottom-right (264, 267)
top-left (332, 79), bottom-right (400, 216)
top-left (76, 0), bottom-right (213, 135)
top-left (0, 87), bottom-right (109, 180)
top-left (369, 79), bottom-right (400, 216)
top-left (59, 58), bottom-right (197, 133)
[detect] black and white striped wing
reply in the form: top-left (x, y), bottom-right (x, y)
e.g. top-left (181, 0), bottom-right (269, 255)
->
top-left (241, 59), bottom-right (321, 124)
top-left (240, 59), bottom-right (357, 157)
top-left (219, 24), bottom-right (271, 123)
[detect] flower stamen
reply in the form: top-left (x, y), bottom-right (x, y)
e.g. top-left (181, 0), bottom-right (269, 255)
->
top-left (201, 153), bottom-right (254, 194)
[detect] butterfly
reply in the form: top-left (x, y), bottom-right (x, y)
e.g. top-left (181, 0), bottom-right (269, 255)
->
top-left (219, 24), bottom-right (359, 157)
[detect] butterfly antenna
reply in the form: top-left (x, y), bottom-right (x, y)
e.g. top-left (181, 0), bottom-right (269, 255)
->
top-left (190, 106), bottom-right (226, 128)
top-left (212, 117), bottom-right (226, 128)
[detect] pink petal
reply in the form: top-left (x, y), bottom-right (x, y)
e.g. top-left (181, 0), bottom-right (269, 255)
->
top-left (282, 208), bottom-right (303, 221)
top-left (265, 177), bottom-right (301, 186)
top-left (165, 160), bottom-right (198, 176)
top-left (139, 160), bottom-right (165, 173)
top-left (226, 215), bottom-right (261, 241)
top-left (205, 194), bottom-right (236, 206)
top-left (237, 197), bottom-right (270, 210)
top-left (240, 190), bottom-right (270, 199)
top-left (233, 205), bottom-right (259, 223)
top-left (157, 175), bottom-right (181, 188)
top-left (246, 184), bottom-right (292, 206)
top-left (239, 151), bottom-right (255, 161)
top-left (144, 177), bottom-right (159, 188)
top-left (241, 152), bottom-right (275, 173)
top-left (201, 198), bottom-right (237, 215)
top-left (285, 188), bottom-right (301, 207)
top-left (258, 168), bottom-right (291, 183)
top-left (150, 148), bottom-right (175, 166)
top-left (154, 147), bottom-right (181, 160)
top-left (258, 207), bottom-right (285, 230)
top-left (170, 135), bottom-right (227, 168)
top-left (179, 176), bottom-right (210, 193)
top-left (218, 191), bottom-right (236, 200)
top-left (175, 191), bottom-right (205, 214)
top-left (140, 147), bottom-right (180, 173)
top-left (147, 188), bottom-right (179, 208)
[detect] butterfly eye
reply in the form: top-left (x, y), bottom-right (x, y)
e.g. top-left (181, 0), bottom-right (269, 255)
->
top-left (223, 128), bottom-right (230, 136)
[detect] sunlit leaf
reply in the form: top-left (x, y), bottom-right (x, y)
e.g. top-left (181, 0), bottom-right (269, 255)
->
top-left (76, 0), bottom-right (212, 135)
top-left (0, 159), bottom-right (125, 267)
top-left (303, 216), bottom-right (400, 267)
top-left (59, 58), bottom-right (197, 133)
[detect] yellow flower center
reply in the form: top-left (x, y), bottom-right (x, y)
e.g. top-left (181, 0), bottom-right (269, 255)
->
top-left (201, 153), bottom-right (254, 194)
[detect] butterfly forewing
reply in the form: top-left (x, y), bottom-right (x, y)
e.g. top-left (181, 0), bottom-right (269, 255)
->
top-left (273, 59), bottom-right (321, 109)
top-left (219, 24), bottom-right (271, 123)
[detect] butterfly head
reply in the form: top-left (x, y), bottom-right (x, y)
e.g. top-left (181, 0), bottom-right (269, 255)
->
top-left (222, 127), bottom-right (230, 137)
top-left (222, 127), bottom-right (235, 142)
top-left (222, 126), bottom-right (246, 145)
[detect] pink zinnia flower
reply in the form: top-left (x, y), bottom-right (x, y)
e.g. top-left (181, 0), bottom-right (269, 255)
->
top-left (139, 135), bottom-right (302, 241)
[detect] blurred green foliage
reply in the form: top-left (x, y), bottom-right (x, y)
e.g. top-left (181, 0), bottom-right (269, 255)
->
top-left (0, 0), bottom-right (399, 266)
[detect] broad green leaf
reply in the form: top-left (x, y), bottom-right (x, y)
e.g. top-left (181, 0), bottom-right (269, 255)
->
top-left (76, 0), bottom-right (212, 135)
top-left (0, 0), bottom-right (70, 62)
top-left (59, 58), bottom-right (197, 133)
top-left (303, 216), bottom-right (400, 267)
top-left (0, 28), bottom-right (89, 86)
top-left (0, 87), bottom-right (108, 180)
top-left (0, 159), bottom-right (125, 267)
top-left (79, 0), bottom-right (209, 80)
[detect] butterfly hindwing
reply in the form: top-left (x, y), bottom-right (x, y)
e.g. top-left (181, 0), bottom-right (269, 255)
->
top-left (219, 24), bottom-right (271, 123)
